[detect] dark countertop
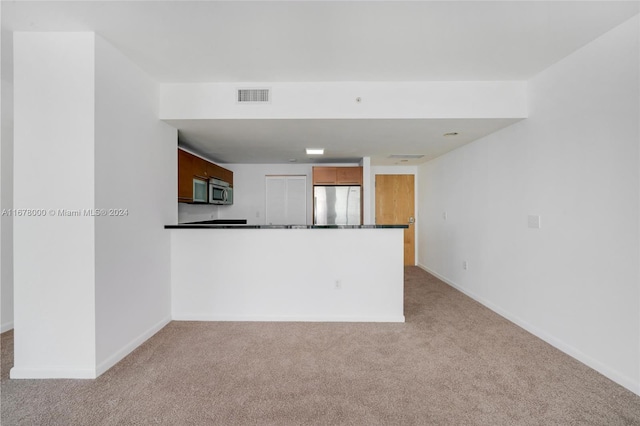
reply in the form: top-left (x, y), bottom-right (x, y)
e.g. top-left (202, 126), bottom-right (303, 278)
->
top-left (186, 219), bottom-right (248, 225)
top-left (165, 224), bottom-right (408, 229)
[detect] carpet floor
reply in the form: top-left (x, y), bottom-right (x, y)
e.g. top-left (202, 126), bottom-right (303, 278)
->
top-left (2, 267), bottom-right (640, 425)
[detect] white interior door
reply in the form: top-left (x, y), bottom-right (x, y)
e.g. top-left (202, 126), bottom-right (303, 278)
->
top-left (265, 176), bottom-right (307, 225)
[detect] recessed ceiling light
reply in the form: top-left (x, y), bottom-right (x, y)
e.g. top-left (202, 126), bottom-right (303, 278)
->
top-left (444, 132), bottom-right (459, 137)
top-left (306, 148), bottom-right (324, 155)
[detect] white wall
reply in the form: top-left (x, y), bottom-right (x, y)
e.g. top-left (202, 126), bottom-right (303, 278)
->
top-left (171, 228), bottom-right (404, 322)
top-left (1, 28), bottom-right (14, 333)
top-left (94, 36), bottom-right (176, 374)
top-left (360, 157), bottom-right (372, 224)
top-left (418, 16), bottom-right (640, 395)
top-left (12, 33), bottom-right (97, 378)
top-left (177, 202), bottom-right (219, 224)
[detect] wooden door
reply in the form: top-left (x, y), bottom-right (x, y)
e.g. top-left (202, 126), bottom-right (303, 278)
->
top-left (375, 175), bottom-right (415, 266)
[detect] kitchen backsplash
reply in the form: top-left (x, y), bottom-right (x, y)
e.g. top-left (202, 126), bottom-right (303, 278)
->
top-left (178, 203), bottom-right (219, 224)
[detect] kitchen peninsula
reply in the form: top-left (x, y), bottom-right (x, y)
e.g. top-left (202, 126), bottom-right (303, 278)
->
top-left (166, 224), bottom-right (407, 322)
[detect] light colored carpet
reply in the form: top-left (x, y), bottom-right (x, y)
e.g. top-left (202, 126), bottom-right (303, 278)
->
top-left (2, 267), bottom-right (640, 425)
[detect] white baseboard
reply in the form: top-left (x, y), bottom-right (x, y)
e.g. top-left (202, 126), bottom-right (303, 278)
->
top-left (1, 321), bottom-right (14, 333)
top-left (173, 314), bottom-right (405, 323)
top-left (10, 317), bottom-right (172, 379)
top-left (11, 366), bottom-right (96, 379)
top-left (95, 316), bottom-right (171, 377)
top-left (416, 263), bottom-right (640, 397)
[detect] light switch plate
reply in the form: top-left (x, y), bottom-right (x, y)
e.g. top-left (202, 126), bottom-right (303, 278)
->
top-left (528, 215), bottom-right (541, 229)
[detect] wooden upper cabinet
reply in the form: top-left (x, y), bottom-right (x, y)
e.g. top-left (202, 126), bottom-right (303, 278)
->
top-left (313, 166), bottom-right (362, 186)
top-left (192, 156), bottom-right (209, 179)
top-left (313, 167), bottom-right (337, 185)
top-left (177, 149), bottom-right (194, 202)
top-left (336, 167), bottom-right (362, 185)
top-left (220, 168), bottom-right (233, 186)
top-left (206, 163), bottom-right (233, 186)
top-left (207, 163), bottom-right (222, 180)
top-left (177, 148), bottom-right (234, 202)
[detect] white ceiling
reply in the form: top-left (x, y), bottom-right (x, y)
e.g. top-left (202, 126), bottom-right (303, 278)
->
top-left (168, 118), bottom-right (522, 164)
top-left (3, 1), bottom-right (639, 164)
top-left (4, 1), bottom-right (637, 82)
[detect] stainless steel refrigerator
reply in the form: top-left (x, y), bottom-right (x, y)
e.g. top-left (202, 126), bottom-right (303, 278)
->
top-left (313, 186), bottom-right (361, 225)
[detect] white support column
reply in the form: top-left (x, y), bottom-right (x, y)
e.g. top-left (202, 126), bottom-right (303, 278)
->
top-left (12, 32), bottom-right (97, 378)
top-left (360, 156), bottom-right (372, 224)
top-left (1, 27), bottom-right (15, 333)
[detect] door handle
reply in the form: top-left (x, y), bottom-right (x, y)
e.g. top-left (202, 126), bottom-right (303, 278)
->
top-left (408, 217), bottom-right (415, 224)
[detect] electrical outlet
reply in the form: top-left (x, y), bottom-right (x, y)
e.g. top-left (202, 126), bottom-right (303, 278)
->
top-left (528, 215), bottom-right (541, 229)
top-left (463, 261), bottom-right (468, 270)
top-left (443, 212), bottom-right (448, 220)
top-left (335, 280), bottom-right (342, 289)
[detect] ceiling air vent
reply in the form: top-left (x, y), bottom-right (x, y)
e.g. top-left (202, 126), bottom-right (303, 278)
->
top-left (237, 88), bottom-right (270, 103)
top-left (388, 154), bottom-right (425, 159)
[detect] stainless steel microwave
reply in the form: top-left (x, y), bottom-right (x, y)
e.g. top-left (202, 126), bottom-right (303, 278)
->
top-left (209, 178), bottom-right (233, 205)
